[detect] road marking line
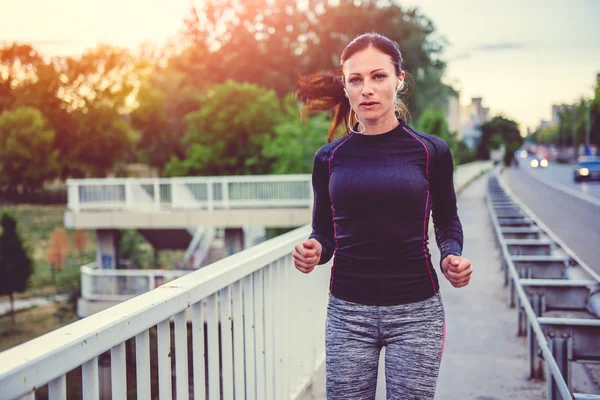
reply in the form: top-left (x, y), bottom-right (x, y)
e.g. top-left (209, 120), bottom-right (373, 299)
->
top-left (521, 167), bottom-right (600, 207)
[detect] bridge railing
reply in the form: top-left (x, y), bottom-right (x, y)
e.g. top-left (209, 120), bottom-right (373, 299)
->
top-left (80, 263), bottom-right (192, 301)
top-left (0, 225), bottom-right (329, 400)
top-left (67, 175), bottom-right (314, 212)
top-left (66, 161), bottom-right (493, 213)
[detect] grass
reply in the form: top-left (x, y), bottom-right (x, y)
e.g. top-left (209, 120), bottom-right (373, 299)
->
top-left (0, 302), bottom-right (78, 352)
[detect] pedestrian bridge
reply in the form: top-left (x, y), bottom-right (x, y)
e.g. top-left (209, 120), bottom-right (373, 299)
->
top-left (64, 174), bottom-right (314, 230)
top-left (0, 162), bottom-right (509, 400)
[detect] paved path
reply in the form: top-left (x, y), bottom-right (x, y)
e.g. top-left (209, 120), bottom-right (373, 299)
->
top-left (0, 294), bottom-right (68, 317)
top-left (307, 172), bottom-right (546, 400)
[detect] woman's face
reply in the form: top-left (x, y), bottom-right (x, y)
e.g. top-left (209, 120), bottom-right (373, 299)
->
top-left (342, 46), bottom-right (404, 124)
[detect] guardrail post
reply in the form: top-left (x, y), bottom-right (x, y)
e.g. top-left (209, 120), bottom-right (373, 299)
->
top-left (547, 336), bottom-right (569, 400)
top-left (510, 277), bottom-right (516, 308)
top-left (517, 269), bottom-right (527, 336)
top-left (529, 294), bottom-right (544, 379)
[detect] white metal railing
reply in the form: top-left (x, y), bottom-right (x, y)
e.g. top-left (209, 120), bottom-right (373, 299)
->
top-left (0, 225), bottom-right (329, 400)
top-left (66, 162), bottom-right (493, 214)
top-left (80, 263), bottom-right (193, 301)
top-left (67, 175), bottom-right (314, 212)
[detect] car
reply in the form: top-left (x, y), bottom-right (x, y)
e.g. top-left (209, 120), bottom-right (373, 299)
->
top-left (530, 157), bottom-right (549, 168)
top-left (573, 156), bottom-right (600, 182)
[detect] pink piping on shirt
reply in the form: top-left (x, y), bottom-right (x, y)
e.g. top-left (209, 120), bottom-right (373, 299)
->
top-left (327, 134), bottom-right (354, 293)
top-left (402, 127), bottom-right (436, 294)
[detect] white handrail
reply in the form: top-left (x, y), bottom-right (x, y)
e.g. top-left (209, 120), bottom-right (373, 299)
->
top-left (0, 225), bottom-right (329, 400)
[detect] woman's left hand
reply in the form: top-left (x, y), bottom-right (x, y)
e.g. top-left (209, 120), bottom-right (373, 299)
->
top-left (441, 255), bottom-right (472, 288)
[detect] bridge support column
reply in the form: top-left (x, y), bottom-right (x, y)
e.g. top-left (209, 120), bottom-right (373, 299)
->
top-left (224, 228), bottom-right (244, 256)
top-left (96, 229), bottom-right (121, 269)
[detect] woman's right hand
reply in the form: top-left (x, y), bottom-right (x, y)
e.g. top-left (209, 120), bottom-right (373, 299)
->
top-left (293, 239), bottom-right (322, 274)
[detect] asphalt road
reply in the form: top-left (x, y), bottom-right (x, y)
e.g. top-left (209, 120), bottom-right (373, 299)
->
top-left (503, 163), bottom-right (600, 275)
top-left (516, 157), bottom-right (600, 203)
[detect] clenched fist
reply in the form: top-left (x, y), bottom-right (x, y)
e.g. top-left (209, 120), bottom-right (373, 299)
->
top-left (441, 255), bottom-right (472, 288)
top-left (293, 239), bottom-right (322, 274)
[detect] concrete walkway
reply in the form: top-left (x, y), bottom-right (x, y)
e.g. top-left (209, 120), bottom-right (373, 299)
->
top-left (307, 172), bottom-right (546, 400)
top-left (0, 294), bottom-right (68, 317)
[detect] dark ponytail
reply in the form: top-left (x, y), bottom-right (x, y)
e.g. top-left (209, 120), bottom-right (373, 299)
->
top-left (296, 70), bottom-right (351, 143)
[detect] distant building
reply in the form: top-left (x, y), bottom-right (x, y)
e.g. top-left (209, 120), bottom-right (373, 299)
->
top-left (537, 119), bottom-right (552, 131)
top-left (460, 97), bottom-right (490, 149)
top-left (445, 92), bottom-right (461, 139)
top-left (551, 104), bottom-right (570, 126)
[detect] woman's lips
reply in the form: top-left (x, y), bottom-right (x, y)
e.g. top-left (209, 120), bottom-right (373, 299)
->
top-left (360, 102), bottom-right (378, 109)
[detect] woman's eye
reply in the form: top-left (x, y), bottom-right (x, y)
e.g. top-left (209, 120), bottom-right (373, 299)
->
top-left (349, 78), bottom-right (361, 84)
top-left (374, 74), bottom-right (386, 80)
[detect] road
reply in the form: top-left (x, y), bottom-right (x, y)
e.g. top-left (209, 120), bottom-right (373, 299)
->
top-left (517, 157), bottom-right (600, 204)
top-left (503, 160), bottom-right (600, 274)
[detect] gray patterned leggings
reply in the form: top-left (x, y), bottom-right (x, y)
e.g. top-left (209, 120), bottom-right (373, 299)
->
top-left (325, 293), bottom-right (446, 400)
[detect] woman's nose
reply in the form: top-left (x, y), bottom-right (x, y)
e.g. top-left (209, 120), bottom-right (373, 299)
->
top-left (361, 81), bottom-right (374, 96)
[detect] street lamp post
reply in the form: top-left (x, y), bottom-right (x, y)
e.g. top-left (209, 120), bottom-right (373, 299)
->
top-left (585, 101), bottom-right (591, 148)
top-left (572, 106), bottom-right (577, 157)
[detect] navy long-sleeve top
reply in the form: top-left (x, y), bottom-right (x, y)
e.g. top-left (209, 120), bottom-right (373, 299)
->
top-left (309, 119), bottom-right (463, 306)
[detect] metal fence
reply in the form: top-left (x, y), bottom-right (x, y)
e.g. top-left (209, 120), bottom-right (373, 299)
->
top-left (487, 168), bottom-right (600, 400)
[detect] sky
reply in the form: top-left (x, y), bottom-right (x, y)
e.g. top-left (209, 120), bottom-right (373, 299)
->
top-left (1, 0), bottom-right (599, 134)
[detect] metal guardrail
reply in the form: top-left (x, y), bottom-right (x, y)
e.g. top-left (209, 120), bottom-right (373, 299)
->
top-left (487, 168), bottom-right (600, 400)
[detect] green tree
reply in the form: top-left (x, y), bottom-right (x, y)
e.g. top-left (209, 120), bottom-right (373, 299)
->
top-left (477, 116), bottom-right (523, 166)
top-left (416, 108), bottom-right (455, 144)
top-left (131, 66), bottom-right (199, 172)
top-left (0, 210), bottom-right (33, 328)
top-left (0, 43), bottom-right (47, 114)
top-left (0, 107), bottom-right (59, 195)
top-left (180, 1), bottom-right (450, 119)
top-left (415, 107), bottom-right (475, 165)
top-left (532, 125), bottom-right (559, 145)
top-left (165, 81), bottom-right (284, 176)
top-left (264, 98), bottom-right (330, 174)
top-left (65, 107), bottom-right (138, 178)
top-left (591, 82), bottom-right (600, 147)
top-left (56, 45), bottom-right (142, 178)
